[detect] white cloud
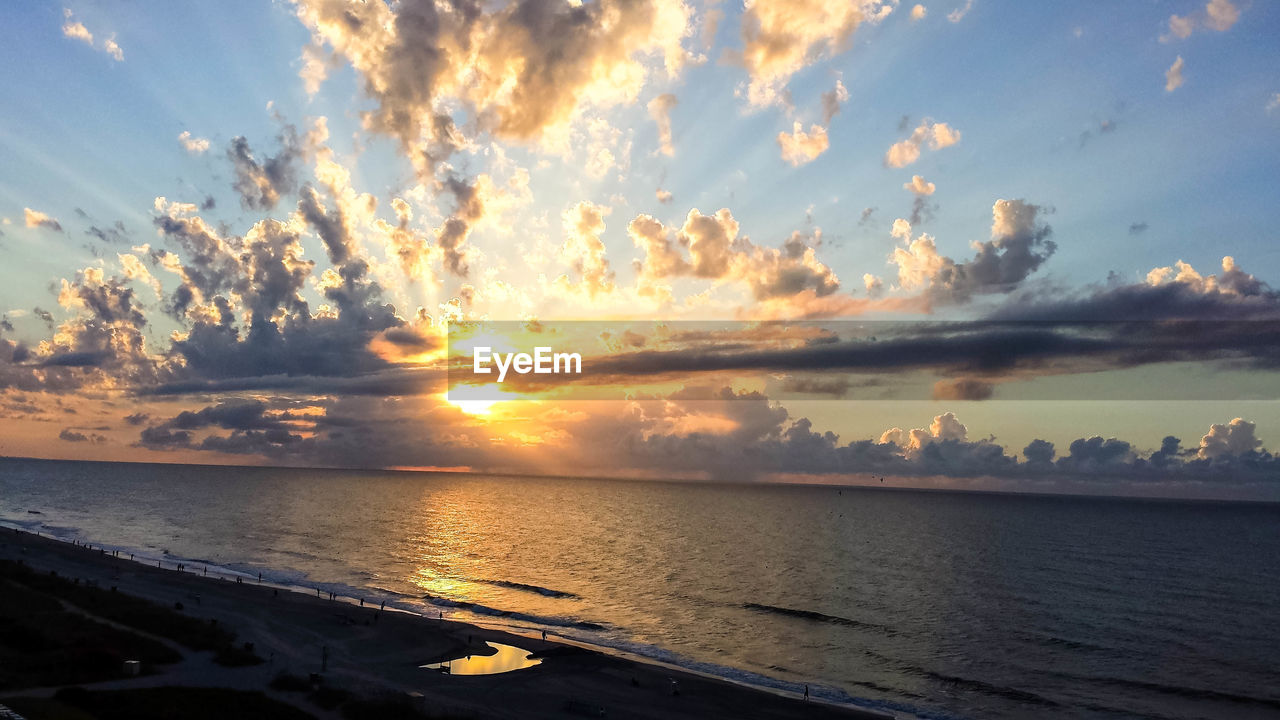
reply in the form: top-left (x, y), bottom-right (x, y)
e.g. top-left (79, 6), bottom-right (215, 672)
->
top-left (736, 0), bottom-right (895, 108)
top-left (61, 9), bottom-right (123, 61)
top-left (911, 4), bottom-right (927, 21)
top-left (903, 175), bottom-right (936, 196)
top-left (102, 36), bottom-right (123, 62)
top-left (884, 119), bottom-right (961, 168)
top-left (1165, 55), bottom-right (1184, 93)
top-left (863, 273), bottom-right (884, 297)
top-left (647, 93), bottom-right (679, 157)
top-left (1198, 418), bottom-right (1261, 459)
top-left (61, 9), bottom-right (93, 45)
top-left (777, 122), bottom-right (830, 166)
top-left (948, 0), bottom-right (974, 23)
top-left (178, 131), bottom-right (211, 155)
top-left (1161, 0), bottom-right (1238, 42)
top-left (880, 412), bottom-right (968, 452)
top-left (1204, 0), bottom-right (1240, 31)
top-left (24, 208), bottom-right (63, 232)
top-left (1266, 93), bottom-right (1280, 113)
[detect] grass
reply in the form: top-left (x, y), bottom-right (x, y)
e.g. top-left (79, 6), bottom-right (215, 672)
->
top-left (0, 580), bottom-right (180, 690)
top-left (6, 687), bottom-right (316, 720)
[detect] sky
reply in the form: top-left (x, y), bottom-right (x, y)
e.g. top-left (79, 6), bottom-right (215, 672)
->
top-left (1, 0), bottom-right (1279, 498)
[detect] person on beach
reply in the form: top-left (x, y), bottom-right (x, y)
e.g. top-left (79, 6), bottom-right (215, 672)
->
top-left (804, 684), bottom-right (809, 701)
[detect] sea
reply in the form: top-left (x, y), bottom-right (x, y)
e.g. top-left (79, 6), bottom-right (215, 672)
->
top-left (2, 457), bottom-right (1278, 719)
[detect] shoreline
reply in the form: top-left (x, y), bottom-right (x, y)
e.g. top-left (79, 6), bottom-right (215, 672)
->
top-left (1, 525), bottom-right (902, 720)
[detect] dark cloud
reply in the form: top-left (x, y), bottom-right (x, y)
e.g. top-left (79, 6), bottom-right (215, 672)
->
top-left (298, 184), bottom-right (357, 266)
top-left (59, 427), bottom-right (106, 444)
top-left (1128, 222), bottom-right (1149, 235)
top-left (86, 221), bottom-right (129, 244)
top-left (551, 319), bottom-right (1280, 398)
top-left (227, 125), bottom-right (302, 211)
top-left (1023, 438), bottom-right (1055, 464)
top-left (990, 270), bottom-right (1278, 323)
top-left (920, 199), bottom-right (1057, 305)
top-left (1078, 119), bottom-right (1117, 148)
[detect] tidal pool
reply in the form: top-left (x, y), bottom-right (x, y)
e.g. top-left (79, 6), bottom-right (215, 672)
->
top-left (421, 642), bottom-right (542, 675)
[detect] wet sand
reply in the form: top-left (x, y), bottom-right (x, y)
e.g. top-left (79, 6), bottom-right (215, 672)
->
top-left (0, 528), bottom-right (893, 719)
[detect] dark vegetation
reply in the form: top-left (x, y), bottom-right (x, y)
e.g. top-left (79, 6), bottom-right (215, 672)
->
top-left (6, 687), bottom-right (316, 720)
top-left (270, 672), bottom-right (472, 719)
top-left (0, 578), bottom-right (178, 690)
top-left (0, 559), bottom-right (261, 666)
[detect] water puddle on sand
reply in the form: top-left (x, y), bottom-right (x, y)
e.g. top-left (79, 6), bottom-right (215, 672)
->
top-left (421, 642), bottom-right (541, 675)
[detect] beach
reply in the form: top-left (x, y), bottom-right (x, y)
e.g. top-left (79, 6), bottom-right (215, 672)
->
top-left (0, 528), bottom-right (888, 719)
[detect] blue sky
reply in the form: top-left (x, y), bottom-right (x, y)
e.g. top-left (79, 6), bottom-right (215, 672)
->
top-left (1, 0), bottom-right (1278, 495)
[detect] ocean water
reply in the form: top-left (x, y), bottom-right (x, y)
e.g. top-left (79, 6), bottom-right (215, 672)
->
top-left (2, 457), bottom-right (1278, 720)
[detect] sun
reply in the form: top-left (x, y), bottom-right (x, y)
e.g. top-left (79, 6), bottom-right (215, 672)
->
top-left (448, 398), bottom-right (499, 416)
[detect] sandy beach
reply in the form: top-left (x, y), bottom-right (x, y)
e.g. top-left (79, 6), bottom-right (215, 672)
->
top-left (0, 528), bottom-right (891, 719)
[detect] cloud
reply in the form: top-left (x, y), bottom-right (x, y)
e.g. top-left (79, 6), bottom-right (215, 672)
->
top-left (150, 199), bottom-right (402, 383)
top-left (1128, 222), bottom-right (1149, 235)
top-left (1162, 0), bottom-right (1239, 41)
top-left (1077, 118), bottom-right (1117, 149)
top-left (648, 93), bottom-right (679, 157)
top-left (947, 0), bottom-right (974, 23)
top-left (911, 5), bottom-right (927, 21)
top-left (820, 78), bottom-right (849, 124)
top-left (61, 10), bottom-right (93, 46)
top-left (293, 0), bottom-right (693, 177)
top-left (178, 131), bottom-right (211, 155)
top-left (557, 201), bottom-right (616, 298)
top-left (1205, 0), bottom-right (1240, 31)
top-left (59, 427), bottom-right (106, 444)
top-left (889, 198), bottom-right (1055, 305)
top-left (884, 119), bottom-right (961, 168)
top-left (1165, 56), bottom-right (1185, 92)
top-left (859, 275), bottom-right (882, 299)
top-left (777, 122), bottom-right (830, 166)
top-left (656, 188), bottom-right (673, 204)
top-left (1267, 94), bottom-right (1280, 113)
top-left (24, 208), bottom-right (63, 232)
top-left (86, 221), bottom-right (129, 244)
top-left (1145, 256), bottom-right (1264, 297)
top-left (1163, 14), bottom-right (1195, 41)
top-left (1199, 417), bottom-right (1262, 459)
top-left (61, 9), bottom-right (123, 61)
top-left (734, 0), bottom-right (894, 108)
top-left (903, 175), bottom-right (937, 224)
top-left (228, 126), bottom-right (302, 211)
top-left (630, 208), bottom-right (839, 303)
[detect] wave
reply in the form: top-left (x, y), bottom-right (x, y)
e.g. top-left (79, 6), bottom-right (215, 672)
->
top-left (421, 594), bottom-right (606, 631)
top-left (917, 669), bottom-right (1060, 708)
top-left (1090, 675), bottom-right (1280, 711)
top-left (742, 602), bottom-right (890, 633)
top-left (473, 578), bottom-right (580, 599)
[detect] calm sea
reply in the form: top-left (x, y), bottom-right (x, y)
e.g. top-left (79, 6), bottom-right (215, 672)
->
top-left (2, 457), bottom-right (1278, 719)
